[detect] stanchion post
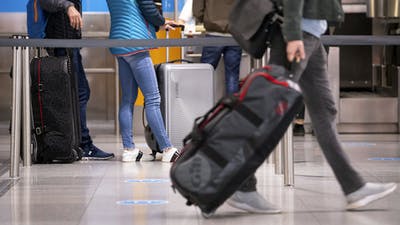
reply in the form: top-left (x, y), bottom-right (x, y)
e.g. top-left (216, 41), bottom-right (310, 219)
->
top-left (10, 35), bottom-right (22, 178)
top-left (22, 36), bottom-right (32, 167)
top-left (114, 58), bottom-right (120, 136)
top-left (174, 0), bottom-right (179, 22)
top-left (283, 123), bottom-right (294, 186)
top-left (274, 141), bottom-right (283, 174)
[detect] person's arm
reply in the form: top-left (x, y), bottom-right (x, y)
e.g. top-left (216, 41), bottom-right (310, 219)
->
top-left (282, 0), bottom-right (303, 42)
top-left (137, 0), bottom-right (165, 29)
top-left (282, 0), bottom-right (305, 62)
top-left (192, 0), bottom-right (205, 22)
top-left (39, 0), bottom-right (82, 30)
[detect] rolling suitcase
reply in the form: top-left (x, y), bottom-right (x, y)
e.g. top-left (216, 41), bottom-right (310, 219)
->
top-left (30, 51), bottom-right (82, 163)
top-left (144, 59), bottom-right (214, 155)
top-left (170, 65), bottom-right (303, 215)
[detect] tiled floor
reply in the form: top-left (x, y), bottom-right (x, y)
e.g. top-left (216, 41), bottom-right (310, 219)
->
top-left (0, 124), bottom-right (399, 225)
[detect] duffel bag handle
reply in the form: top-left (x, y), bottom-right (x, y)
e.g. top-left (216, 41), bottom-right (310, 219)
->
top-left (182, 96), bottom-right (238, 145)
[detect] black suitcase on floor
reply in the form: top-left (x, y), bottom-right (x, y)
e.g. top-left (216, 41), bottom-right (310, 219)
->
top-left (30, 53), bottom-right (82, 163)
top-left (170, 65), bottom-right (303, 215)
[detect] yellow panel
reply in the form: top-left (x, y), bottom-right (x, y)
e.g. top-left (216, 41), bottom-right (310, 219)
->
top-left (135, 27), bottom-right (183, 106)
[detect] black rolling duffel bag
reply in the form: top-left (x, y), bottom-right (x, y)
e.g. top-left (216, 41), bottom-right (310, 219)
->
top-left (170, 65), bottom-right (303, 216)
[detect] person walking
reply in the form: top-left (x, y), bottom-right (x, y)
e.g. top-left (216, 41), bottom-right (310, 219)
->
top-left (227, 0), bottom-right (397, 213)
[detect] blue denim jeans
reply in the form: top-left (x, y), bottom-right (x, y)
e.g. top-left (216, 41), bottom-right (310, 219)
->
top-left (117, 51), bottom-right (171, 150)
top-left (53, 48), bottom-right (92, 147)
top-left (200, 35), bottom-right (242, 94)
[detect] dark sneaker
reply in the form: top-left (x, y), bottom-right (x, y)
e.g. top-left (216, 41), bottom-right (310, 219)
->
top-left (82, 144), bottom-right (115, 160)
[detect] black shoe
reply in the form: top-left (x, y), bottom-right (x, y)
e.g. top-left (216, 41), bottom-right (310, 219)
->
top-left (293, 124), bottom-right (305, 136)
top-left (82, 144), bottom-right (115, 160)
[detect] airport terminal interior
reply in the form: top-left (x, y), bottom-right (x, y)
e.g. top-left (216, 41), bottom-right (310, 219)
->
top-left (0, 125), bottom-right (400, 225)
top-left (1, 0), bottom-right (400, 224)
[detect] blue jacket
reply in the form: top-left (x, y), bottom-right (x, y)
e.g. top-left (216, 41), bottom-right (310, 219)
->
top-left (106, 0), bottom-right (164, 55)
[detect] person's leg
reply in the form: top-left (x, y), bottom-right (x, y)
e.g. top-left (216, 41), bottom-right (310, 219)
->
top-left (200, 35), bottom-right (224, 69)
top-left (298, 34), bottom-right (396, 209)
top-left (222, 46), bottom-right (242, 94)
top-left (117, 56), bottom-right (137, 149)
top-left (269, 31), bottom-right (365, 194)
top-left (125, 52), bottom-right (178, 162)
top-left (118, 56), bottom-right (145, 162)
top-left (293, 33), bottom-right (365, 195)
top-left (71, 49), bottom-right (91, 146)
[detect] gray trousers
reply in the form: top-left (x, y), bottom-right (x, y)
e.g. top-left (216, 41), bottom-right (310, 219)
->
top-left (239, 30), bottom-right (365, 195)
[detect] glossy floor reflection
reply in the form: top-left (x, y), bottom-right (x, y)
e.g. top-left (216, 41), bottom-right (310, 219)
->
top-left (0, 125), bottom-right (399, 225)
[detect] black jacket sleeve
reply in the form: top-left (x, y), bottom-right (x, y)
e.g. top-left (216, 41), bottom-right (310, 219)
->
top-left (38, 0), bottom-right (74, 13)
top-left (137, 0), bottom-right (165, 30)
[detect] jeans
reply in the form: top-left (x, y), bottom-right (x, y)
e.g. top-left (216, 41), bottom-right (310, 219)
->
top-left (117, 51), bottom-right (171, 150)
top-left (53, 48), bottom-right (92, 147)
top-left (200, 35), bottom-right (242, 94)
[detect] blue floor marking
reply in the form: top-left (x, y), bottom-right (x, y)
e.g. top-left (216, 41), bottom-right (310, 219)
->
top-left (368, 157), bottom-right (400, 161)
top-left (124, 179), bottom-right (170, 183)
top-left (117, 200), bottom-right (169, 205)
top-left (342, 142), bottom-right (377, 147)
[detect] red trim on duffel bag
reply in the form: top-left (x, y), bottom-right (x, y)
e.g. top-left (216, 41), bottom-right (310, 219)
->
top-left (199, 104), bottom-right (225, 129)
top-left (239, 72), bottom-right (289, 101)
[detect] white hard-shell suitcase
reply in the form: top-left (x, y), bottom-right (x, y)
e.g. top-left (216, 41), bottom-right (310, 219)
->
top-left (156, 62), bottom-right (214, 149)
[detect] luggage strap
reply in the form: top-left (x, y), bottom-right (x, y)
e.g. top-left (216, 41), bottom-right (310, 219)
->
top-left (202, 147), bottom-right (229, 168)
top-left (234, 104), bottom-right (263, 127)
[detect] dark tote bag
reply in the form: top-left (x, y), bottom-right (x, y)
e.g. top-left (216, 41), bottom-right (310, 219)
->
top-left (228, 0), bottom-right (282, 59)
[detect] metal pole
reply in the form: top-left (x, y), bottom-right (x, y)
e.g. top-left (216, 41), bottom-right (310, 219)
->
top-left (166, 29), bottom-right (170, 61)
top-left (283, 123), bottom-right (294, 186)
top-left (114, 58), bottom-right (120, 136)
top-left (10, 36), bottom-right (22, 178)
top-left (174, 0), bottom-right (179, 22)
top-left (22, 38), bottom-right (32, 167)
top-left (274, 141), bottom-right (283, 174)
top-left (397, 66), bottom-right (400, 132)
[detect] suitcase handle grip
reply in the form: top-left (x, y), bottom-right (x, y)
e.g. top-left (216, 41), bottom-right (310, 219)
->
top-left (166, 59), bottom-right (193, 64)
top-left (166, 24), bottom-right (185, 30)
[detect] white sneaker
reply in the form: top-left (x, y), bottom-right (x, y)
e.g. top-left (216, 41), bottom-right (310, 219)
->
top-left (122, 148), bottom-right (143, 162)
top-left (226, 191), bottom-right (281, 214)
top-left (161, 147), bottom-right (180, 163)
top-left (346, 182), bottom-right (397, 210)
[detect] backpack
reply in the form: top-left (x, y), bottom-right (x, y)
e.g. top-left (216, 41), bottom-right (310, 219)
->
top-left (27, 0), bottom-right (48, 39)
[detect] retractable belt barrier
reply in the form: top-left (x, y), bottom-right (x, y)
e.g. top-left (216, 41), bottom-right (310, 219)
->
top-left (1, 35), bottom-right (400, 48)
top-left (4, 35), bottom-right (399, 185)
